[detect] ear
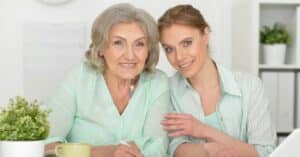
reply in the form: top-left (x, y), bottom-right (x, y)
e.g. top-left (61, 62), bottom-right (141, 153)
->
top-left (203, 27), bottom-right (210, 44)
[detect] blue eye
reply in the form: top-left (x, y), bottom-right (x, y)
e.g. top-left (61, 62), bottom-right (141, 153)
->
top-left (182, 40), bottom-right (192, 47)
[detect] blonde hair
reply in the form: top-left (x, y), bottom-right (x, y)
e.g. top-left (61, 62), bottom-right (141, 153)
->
top-left (85, 3), bottom-right (159, 72)
top-left (158, 4), bottom-right (210, 34)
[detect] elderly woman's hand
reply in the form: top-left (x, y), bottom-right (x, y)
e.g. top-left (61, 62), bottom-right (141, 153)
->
top-left (161, 113), bottom-right (209, 138)
top-left (113, 142), bottom-right (143, 157)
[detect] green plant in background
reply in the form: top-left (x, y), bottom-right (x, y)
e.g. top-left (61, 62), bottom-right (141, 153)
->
top-left (260, 23), bottom-right (291, 45)
top-left (0, 96), bottom-right (51, 141)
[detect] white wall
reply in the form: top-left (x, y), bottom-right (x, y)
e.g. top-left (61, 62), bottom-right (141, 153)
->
top-left (231, 0), bottom-right (253, 73)
top-left (0, 1), bottom-right (24, 106)
top-left (0, 0), bottom-right (233, 106)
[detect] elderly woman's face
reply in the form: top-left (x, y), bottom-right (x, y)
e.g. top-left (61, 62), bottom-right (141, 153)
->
top-left (102, 22), bottom-right (148, 80)
top-left (160, 24), bottom-right (209, 79)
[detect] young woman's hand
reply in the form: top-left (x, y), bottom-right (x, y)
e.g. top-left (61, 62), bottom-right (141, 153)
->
top-left (203, 142), bottom-right (240, 157)
top-left (161, 113), bottom-right (209, 138)
top-left (213, 148), bottom-right (240, 157)
top-left (113, 142), bottom-right (143, 157)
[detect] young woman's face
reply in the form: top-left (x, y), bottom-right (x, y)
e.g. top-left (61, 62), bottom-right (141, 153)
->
top-left (102, 22), bottom-right (148, 80)
top-left (160, 24), bottom-right (210, 79)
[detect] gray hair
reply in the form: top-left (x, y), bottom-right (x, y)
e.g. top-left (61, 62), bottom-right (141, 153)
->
top-left (85, 3), bottom-right (159, 72)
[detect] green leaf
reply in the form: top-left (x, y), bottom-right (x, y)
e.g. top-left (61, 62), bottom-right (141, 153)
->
top-left (0, 96), bottom-right (51, 141)
top-left (260, 22), bottom-right (291, 45)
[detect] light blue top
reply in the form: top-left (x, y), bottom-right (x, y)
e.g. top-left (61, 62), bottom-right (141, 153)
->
top-left (204, 112), bottom-right (222, 131)
top-left (45, 62), bottom-right (170, 157)
top-left (168, 62), bottom-right (276, 157)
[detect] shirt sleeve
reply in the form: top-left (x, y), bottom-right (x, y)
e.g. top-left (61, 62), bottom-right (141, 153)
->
top-left (247, 77), bottom-right (277, 157)
top-left (44, 67), bottom-right (79, 144)
top-left (167, 92), bottom-right (192, 157)
top-left (133, 90), bottom-right (170, 157)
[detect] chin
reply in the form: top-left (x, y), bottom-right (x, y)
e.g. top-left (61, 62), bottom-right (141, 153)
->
top-left (121, 75), bottom-right (137, 80)
top-left (179, 69), bottom-right (197, 79)
top-left (118, 71), bottom-right (140, 80)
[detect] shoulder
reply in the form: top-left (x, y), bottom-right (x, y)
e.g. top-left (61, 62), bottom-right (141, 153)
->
top-left (232, 70), bottom-right (263, 92)
top-left (230, 69), bottom-right (267, 109)
top-left (141, 69), bottom-right (170, 98)
top-left (142, 69), bottom-right (169, 86)
top-left (61, 61), bottom-right (98, 85)
top-left (168, 72), bottom-right (186, 97)
top-left (169, 72), bottom-right (182, 87)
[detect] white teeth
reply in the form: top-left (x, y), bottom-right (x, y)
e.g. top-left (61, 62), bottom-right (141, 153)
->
top-left (120, 63), bottom-right (135, 68)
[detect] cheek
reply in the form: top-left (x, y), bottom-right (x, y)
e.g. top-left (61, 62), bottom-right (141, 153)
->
top-left (103, 50), bottom-right (120, 64)
top-left (193, 44), bottom-right (207, 59)
top-left (137, 49), bottom-right (149, 62)
top-left (166, 54), bottom-right (177, 67)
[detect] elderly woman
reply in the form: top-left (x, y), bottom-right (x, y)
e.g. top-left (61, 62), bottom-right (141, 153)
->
top-left (158, 4), bottom-right (276, 157)
top-left (45, 3), bottom-right (169, 157)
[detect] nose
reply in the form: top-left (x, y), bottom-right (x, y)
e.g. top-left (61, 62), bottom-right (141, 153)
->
top-left (175, 48), bottom-right (184, 61)
top-left (124, 46), bottom-right (135, 60)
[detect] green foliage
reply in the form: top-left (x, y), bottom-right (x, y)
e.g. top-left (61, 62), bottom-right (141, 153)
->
top-left (0, 96), bottom-right (51, 141)
top-left (260, 23), bottom-right (291, 45)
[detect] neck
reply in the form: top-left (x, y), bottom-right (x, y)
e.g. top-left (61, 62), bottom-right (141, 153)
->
top-left (188, 58), bottom-right (220, 91)
top-left (103, 70), bottom-right (137, 94)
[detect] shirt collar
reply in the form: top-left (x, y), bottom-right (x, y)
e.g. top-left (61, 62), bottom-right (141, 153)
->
top-left (215, 62), bottom-right (241, 96)
top-left (180, 62), bottom-right (241, 97)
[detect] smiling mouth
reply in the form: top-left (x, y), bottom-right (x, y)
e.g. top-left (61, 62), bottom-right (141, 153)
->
top-left (119, 63), bottom-right (137, 68)
top-left (179, 60), bottom-right (194, 70)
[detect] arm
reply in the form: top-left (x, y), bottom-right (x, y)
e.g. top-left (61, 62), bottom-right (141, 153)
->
top-left (203, 126), bottom-right (259, 157)
top-left (167, 90), bottom-right (197, 157)
top-left (199, 78), bottom-right (276, 157)
top-left (162, 78), bottom-right (276, 157)
top-left (174, 143), bottom-right (208, 157)
top-left (134, 91), bottom-right (170, 157)
top-left (91, 145), bottom-right (115, 157)
top-left (243, 78), bottom-right (276, 157)
top-left (45, 68), bottom-right (79, 144)
top-left (45, 67), bottom-right (112, 155)
top-left (163, 112), bottom-right (256, 157)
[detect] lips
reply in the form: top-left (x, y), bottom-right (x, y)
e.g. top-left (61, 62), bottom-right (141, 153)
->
top-left (119, 63), bottom-right (136, 68)
top-left (178, 60), bottom-right (194, 70)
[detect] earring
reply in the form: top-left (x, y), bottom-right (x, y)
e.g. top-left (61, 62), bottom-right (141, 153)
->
top-left (98, 51), bottom-right (103, 57)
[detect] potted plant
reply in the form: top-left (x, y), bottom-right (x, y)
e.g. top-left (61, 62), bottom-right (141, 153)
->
top-left (260, 22), bottom-right (291, 65)
top-left (0, 96), bottom-right (51, 157)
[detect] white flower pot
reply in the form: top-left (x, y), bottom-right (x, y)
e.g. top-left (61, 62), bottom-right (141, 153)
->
top-left (263, 44), bottom-right (287, 65)
top-left (0, 140), bottom-right (44, 157)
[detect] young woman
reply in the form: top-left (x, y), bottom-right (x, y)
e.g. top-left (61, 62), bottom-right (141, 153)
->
top-left (158, 4), bottom-right (276, 157)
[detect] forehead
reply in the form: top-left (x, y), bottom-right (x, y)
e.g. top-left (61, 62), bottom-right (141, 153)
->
top-left (109, 22), bottom-right (146, 39)
top-left (160, 24), bottom-right (200, 43)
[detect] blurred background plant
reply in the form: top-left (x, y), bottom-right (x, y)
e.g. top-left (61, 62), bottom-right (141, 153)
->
top-left (0, 96), bottom-right (51, 141)
top-left (260, 22), bottom-right (291, 45)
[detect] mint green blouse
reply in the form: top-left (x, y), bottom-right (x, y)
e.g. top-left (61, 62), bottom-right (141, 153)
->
top-left (45, 62), bottom-right (170, 157)
top-left (204, 112), bottom-right (222, 131)
top-left (168, 62), bottom-right (276, 157)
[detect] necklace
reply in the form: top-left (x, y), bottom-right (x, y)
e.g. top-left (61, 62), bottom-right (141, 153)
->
top-left (129, 84), bottom-right (135, 97)
top-left (129, 79), bottom-right (137, 98)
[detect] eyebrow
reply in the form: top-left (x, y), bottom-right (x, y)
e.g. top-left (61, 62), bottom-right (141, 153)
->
top-left (161, 37), bottom-right (193, 48)
top-left (161, 43), bottom-right (172, 48)
top-left (179, 37), bottom-right (193, 45)
top-left (112, 36), bottom-right (147, 42)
